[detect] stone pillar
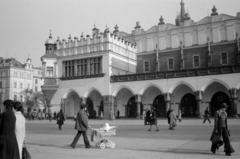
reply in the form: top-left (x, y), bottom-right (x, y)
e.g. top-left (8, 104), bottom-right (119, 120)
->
top-left (60, 98), bottom-right (66, 115)
top-left (42, 62), bottom-right (46, 76)
top-left (74, 60), bottom-right (77, 76)
top-left (103, 95), bottom-right (115, 119)
top-left (195, 91), bottom-right (203, 118)
top-left (135, 94), bottom-right (142, 119)
top-left (62, 62), bottom-right (65, 77)
top-left (229, 88), bottom-right (239, 118)
top-left (164, 93), bottom-right (171, 114)
top-left (54, 62), bottom-right (57, 77)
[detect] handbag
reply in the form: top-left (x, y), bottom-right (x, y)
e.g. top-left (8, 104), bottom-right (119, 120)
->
top-left (22, 140), bottom-right (31, 159)
top-left (212, 134), bottom-right (222, 145)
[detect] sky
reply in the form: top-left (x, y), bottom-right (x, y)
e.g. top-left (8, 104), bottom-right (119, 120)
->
top-left (0, 0), bottom-right (240, 67)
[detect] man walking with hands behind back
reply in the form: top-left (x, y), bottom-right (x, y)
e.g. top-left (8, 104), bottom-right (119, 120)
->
top-left (70, 104), bottom-right (91, 149)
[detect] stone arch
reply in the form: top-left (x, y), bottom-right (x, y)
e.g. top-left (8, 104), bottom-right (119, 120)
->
top-left (112, 85), bottom-right (135, 97)
top-left (139, 83), bottom-right (163, 95)
top-left (168, 81), bottom-right (195, 94)
top-left (83, 87), bottom-right (102, 98)
top-left (200, 79), bottom-right (230, 92)
top-left (62, 88), bottom-right (80, 99)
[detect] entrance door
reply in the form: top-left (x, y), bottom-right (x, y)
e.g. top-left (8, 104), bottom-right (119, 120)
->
top-left (180, 93), bottom-right (198, 117)
top-left (86, 98), bottom-right (94, 119)
top-left (127, 96), bottom-right (137, 118)
top-left (152, 95), bottom-right (166, 117)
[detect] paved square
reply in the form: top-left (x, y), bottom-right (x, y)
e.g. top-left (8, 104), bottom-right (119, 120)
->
top-left (25, 119), bottom-right (240, 159)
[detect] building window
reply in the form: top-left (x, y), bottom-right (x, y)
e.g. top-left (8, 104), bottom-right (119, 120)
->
top-left (143, 61), bottom-right (150, 72)
top-left (47, 67), bottom-right (53, 77)
top-left (14, 82), bottom-right (17, 88)
top-left (20, 95), bottom-right (23, 102)
top-left (221, 52), bottom-right (228, 65)
top-left (14, 95), bottom-right (17, 101)
top-left (193, 55), bottom-right (200, 68)
top-left (168, 58), bottom-right (174, 70)
top-left (20, 73), bottom-right (23, 78)
top-left (0, 81), bottom-right (2, 88)
top-left (35, 86), bottom-right (38, 92)
top-left (20, 83), bottom-right (23, 89)
top-left (27, 84), bottom-right (30, 89)
top-left (35, 79), bottom-right (38, 84)
top-left (27, 74), bottom-right (31, 79)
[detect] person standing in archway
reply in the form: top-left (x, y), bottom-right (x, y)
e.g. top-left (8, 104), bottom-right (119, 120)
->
top-left (70, 104), bottom-right (91, 149)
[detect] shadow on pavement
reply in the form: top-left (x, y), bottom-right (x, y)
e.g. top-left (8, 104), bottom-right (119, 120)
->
top-left (26, 143), bottom-right (98, 149)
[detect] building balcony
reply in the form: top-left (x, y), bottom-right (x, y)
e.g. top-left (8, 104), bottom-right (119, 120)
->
top-left (41, 77), bottom-right (59, 91)
top-left (110, 65), bottom-right (240, 83)
top-left (60, 73), bottom-right (105, 81)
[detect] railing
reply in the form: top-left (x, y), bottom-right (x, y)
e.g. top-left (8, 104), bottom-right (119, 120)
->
top-left (60, 73), bottom-right (105, 81)
top-left (110, 65), bottom-right (240, 83)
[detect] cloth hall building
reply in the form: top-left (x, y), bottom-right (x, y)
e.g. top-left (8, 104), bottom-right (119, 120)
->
top-left (41, 2), bottom-right (240, 119)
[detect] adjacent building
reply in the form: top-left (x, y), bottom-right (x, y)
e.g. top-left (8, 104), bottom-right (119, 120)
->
top-left (0, 57), bottom-right (43, 112)
top-left (41, 1), bottom-right (240, 119)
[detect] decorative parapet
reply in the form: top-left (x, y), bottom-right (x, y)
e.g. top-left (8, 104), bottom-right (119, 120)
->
top-left (60, 73), bottom-right (104, 81)
top-left (110, 65), bottom-right (240, 83)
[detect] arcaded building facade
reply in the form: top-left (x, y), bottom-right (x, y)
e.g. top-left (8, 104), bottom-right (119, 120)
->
top-left (41, 1), bottom-right (240, 119)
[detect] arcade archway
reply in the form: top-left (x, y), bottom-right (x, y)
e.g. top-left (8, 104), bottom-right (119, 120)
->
top-left (152, 95), bottom-right (165, 117)
top-left (65, 91), bottom-right (81, 117)
top-left (210, 91), bottom-right (231, 116)
top-left (180, 93), bottom-right (197, 117)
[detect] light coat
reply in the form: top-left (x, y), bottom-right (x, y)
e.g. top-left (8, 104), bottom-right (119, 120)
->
top-left (15, 111), bottom-right (26, 159)
top-left (169, 111), bottom-right (177, 127)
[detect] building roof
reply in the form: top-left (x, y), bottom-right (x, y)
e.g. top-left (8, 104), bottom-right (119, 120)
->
top-left (41, 53), bottom-right (58, 59)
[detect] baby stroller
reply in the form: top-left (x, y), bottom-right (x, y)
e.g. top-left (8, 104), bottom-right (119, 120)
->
top-left (89, 126), bottom-right (116, 149)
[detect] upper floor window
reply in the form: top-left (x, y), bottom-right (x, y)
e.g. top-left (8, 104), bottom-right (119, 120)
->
top-left (14, 95), bottom-right (17, 101)
top-left (20, 95), bottom-right (23, 102)
top-left (20, 73), bottom-right (23, 78)
top-left (27, 74), bottom-right (31, 79)
top-left (14, 82), bottom-right (17, 88)
top-left (143, 61), bottom-right (150, 72)
top-left (168, 58), bottom-right (174, 70)
top-left (193, 55), bottom-right (200, 68)
top-left (27, 84), bottom-right (30, 89)
top-left (0, 81), bottom-right (2, 88)
top-left (46, 67), bottom-right (53, 77)
top-left (221, 52), bottom-right (228, 65)
top-left (35, 79), bottom-right (38, 84)
top-left (20, 83), bottom-right (23, 89)
top-left (14, 72), bottom-right (17, 77)
top-left (35, 86), bottom-right (38, 92)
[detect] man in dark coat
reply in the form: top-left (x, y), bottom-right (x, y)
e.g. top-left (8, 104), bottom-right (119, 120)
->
top-left (0, 99), bottom-right (20, 159)
top-left (56, 109), bottom-right (65, 130)
top-left (70, 104), bottom-right (91, 149)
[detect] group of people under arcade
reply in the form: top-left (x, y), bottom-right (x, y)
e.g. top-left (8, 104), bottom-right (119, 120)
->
top-left (0, 98), bottom-right (235, 158)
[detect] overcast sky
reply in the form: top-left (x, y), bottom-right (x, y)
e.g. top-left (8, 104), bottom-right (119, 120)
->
top-left (1, 0), bottom-right (240, 67)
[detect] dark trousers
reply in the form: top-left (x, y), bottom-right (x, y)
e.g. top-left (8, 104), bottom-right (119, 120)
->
top-left (203, 116), bottom-right (211, 123)
top-left (211, 127), bottom-right (234, 154)
top-left (70, 131), bottom-right (91, 148)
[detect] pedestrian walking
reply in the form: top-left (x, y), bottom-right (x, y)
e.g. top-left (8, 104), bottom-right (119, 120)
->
top-left (178, 109), bottom-right (182, 122)
top-left (142, 109), bottom-right (146, 125)
top-left (48, 110), bottom-right (52, 122)
top-left (109, 110), bottom-right (113, 121)
top-left (146, 108), bottom-right (151, 125)
top-left (210, 103), bottom-right (234, 156)
top-left (169, 108), bottom-right (177, 130)
top-left (70, 104), bottom-right (91, 149)
top-left (38, 110), bottom-right (41, 120)
top-left (166, 107), bottom-right (171, 127)
top-left (53, 111), bottom-right (57, 119)
top-left (100, 111), bottom-right (103, 120)
top-left (117, 110), bottom-right (120, 119)
top-left (0, 99), bottom-right (20, 159)
top-left (56, 110), bottom-right (65, 130)
top-left (13, 101), bottom-right (26, 159)
top-left (148, 107), bottom-right (159, 131)
top-left (203, 107), bottom-right (211, 124)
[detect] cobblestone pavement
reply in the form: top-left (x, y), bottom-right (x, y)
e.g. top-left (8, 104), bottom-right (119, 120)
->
top-left (25, 118), bottom-right (240, 159)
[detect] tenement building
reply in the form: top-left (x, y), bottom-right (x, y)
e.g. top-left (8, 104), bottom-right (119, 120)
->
top-left (0, 57), bottom-right (43, 112)
top-left (41, 1), bottom-right (240, 119)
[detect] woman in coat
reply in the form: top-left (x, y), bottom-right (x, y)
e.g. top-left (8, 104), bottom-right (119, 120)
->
top-left (57, 109), bottom-right (65, 130)
top-left (0, 99), bottom-right (20, 159)
top-left (210, 103), bottom-right (234, 156)
top-left (148, 107), bottom-right (159, 131)
top-left (14, 101), bottom-right (26, 159)
top-left (169, 108), bottom-right (177, 130)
